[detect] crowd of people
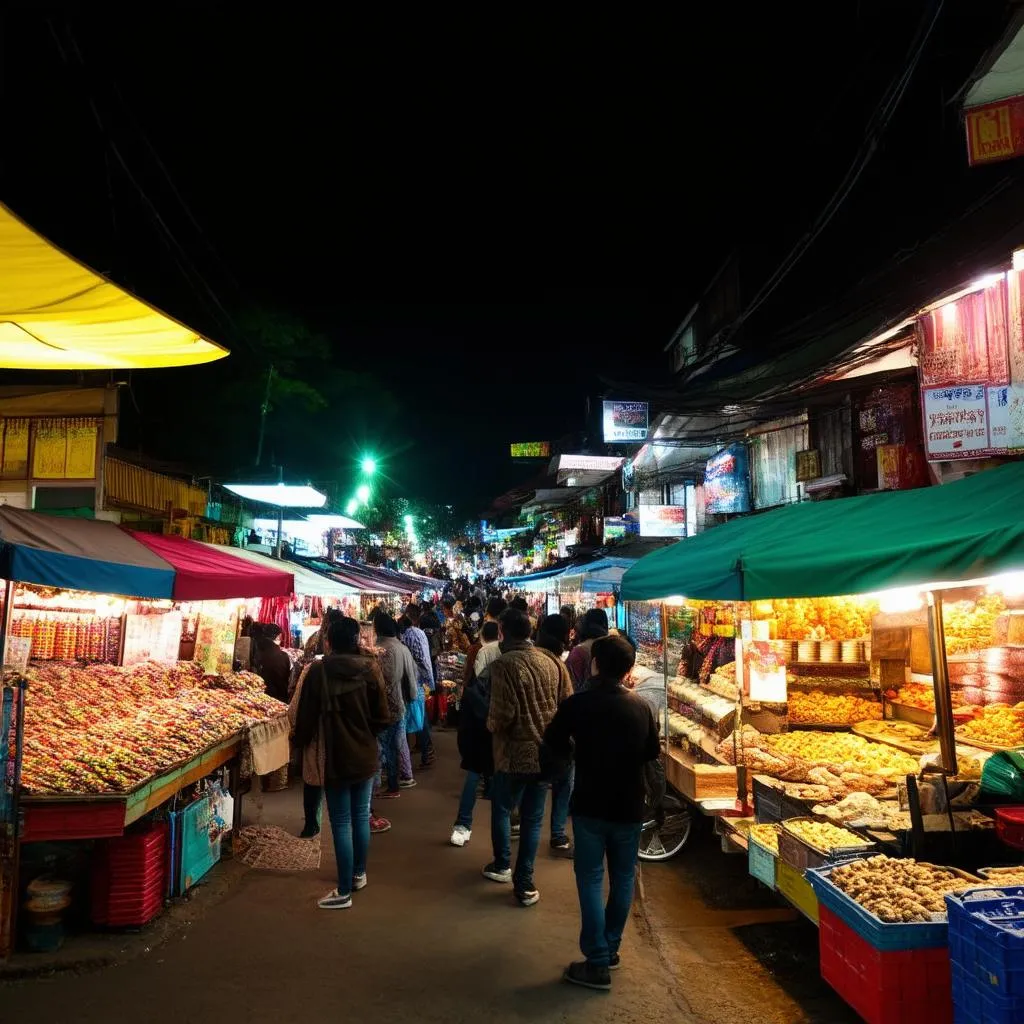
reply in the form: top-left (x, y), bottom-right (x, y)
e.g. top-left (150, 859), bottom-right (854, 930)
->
top-left (251, 583), bottom-right (662, 993)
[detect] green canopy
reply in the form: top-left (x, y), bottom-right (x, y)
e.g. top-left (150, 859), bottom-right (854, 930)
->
top-left (621, 462), bottom-right (1024, 602)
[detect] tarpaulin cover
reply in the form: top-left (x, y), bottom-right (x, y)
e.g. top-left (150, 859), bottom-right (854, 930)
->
top-left (621, 462), bottom-right (1024, 602)
top-left (201, 544), bottom-right (356, 598)
top-left (300, 558), bottom-right (409, 594)
top-left (0, 507), bottom-right (174, 598)
top-left (0, 203), bottom-right (228, 370)
top-left (129, 531), bottom-right (293, 600)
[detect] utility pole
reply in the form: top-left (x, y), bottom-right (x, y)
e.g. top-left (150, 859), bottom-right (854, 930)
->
top-left (275, 463), bottom-right (284, 560)
top-left (255, 364), bottom-right (275, 468)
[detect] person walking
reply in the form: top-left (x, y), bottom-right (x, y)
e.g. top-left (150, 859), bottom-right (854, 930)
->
top-left (483, 607), bottom-right (572, 907)
top-left (398, 610), bottom-right (436, 768)
top-left (451, 620), bottom-right (498, 847)
top-left (565, 608), bottom-right (610, 692)
top-left (373, 612), bottom-right (420, 799)
top-left (541, 635), bottom-right (660, 990)
top-left (535, 614), bottom-right (574, 857)
top-left (294, 616), bottom-right (394, 910)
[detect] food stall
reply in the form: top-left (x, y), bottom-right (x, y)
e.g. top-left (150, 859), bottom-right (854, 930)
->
top-left (621, 463), bottom-right (1024, 1024)
top-left (0, 508), bottom-right (294, 958)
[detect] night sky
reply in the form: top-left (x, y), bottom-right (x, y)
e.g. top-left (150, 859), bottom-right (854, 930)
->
top-left (2, 4), bottom-right (1013, 513)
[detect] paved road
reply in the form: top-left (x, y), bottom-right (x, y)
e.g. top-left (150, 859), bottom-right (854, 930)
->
top-left (2, 732), bottom-right (691, 1024)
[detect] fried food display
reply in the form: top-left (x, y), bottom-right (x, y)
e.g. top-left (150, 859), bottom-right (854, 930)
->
top-left (788, 689), bottom-right (882, 724)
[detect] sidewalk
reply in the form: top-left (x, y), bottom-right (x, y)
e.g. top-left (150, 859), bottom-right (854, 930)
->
top-left (0, 732), bottom-right (689, 1024)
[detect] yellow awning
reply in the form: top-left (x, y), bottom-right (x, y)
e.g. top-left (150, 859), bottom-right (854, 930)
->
top-left (0, 203), bottom-right (229, 369)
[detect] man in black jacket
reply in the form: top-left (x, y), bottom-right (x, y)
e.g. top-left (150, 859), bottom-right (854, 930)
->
top-left (451, 620), bottom-right (498, 847)
top-left (542, 634), bottom-right (660, 991)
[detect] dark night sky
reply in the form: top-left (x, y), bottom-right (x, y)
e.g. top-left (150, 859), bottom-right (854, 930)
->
top-left (1, 4), bottom-right (1013, 512)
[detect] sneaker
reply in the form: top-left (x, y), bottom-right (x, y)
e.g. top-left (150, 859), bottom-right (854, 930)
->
top-left (550, 838), bottom-right (573, 858)
top-left (399, 778), bottom-right (417, 789)
top-left (352, 873), bottom-right (367, 891)
top-left (370, 815), bottom-right (392, 834)
top-left (608, 954), bottom-right (621, 971)
top-left (482, 862), bottom-right (512, 883)
top-left (450, 825), bottom-right (472, 847)
top-left (318, 889), bottom-right (353, 910)
top-left (515, 887), bottom-right (540, 907)
top-left (563, 960), bottom-right (611, 991)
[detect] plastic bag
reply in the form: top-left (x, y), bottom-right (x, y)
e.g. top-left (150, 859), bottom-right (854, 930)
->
top-left (405, 692), bottom-right (426, 734)
top-left (981, 750), bottom-right (1024, 800)
top-left (207, 781), bottom-right (235, 840)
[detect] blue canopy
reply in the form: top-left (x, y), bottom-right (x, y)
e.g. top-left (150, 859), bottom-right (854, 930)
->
top-left (0, 507), bottom-right (175, 598)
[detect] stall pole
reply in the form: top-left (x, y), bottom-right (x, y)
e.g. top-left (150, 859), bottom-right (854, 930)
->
top-left (659, 601), bottom-right (670, 740)
top-left (926, 590), bottom-right (958, 777)
top-left (0, 578), bottom-right (19, 960)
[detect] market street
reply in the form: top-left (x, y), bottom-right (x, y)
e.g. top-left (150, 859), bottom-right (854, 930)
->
top-left (0, 733), bottom-right (688, 1024)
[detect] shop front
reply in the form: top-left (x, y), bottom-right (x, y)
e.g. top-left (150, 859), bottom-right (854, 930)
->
top-left (622, 462), bottom-right (1024, 1024)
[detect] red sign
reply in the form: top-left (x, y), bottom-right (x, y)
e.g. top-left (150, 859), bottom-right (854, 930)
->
top-left (965, 97), bottom-right (1024, 167)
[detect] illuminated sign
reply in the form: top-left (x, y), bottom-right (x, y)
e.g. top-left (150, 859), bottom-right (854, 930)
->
top-left (602, 401), bottom-right (649, 442)
top-left (510, 441), bottom-right (551, 458)
top-left (704, 444), bottom-right (751, 514)
top-left (965, 97), bottom-right (1024, 167)
top-left (556, 454), bottom-right (624, 472)
top-left (638, 504), bottom-right (687, 538)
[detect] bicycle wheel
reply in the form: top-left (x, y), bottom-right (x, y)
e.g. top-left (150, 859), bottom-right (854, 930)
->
top-left (637, 795), bottom-right (692, 861)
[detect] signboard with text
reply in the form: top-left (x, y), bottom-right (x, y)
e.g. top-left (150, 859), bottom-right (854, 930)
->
top-left (510, 441), bottom-right (551, 458)
top-left (638, 504), bottom-right (687, 538)
top-left (602, 401), bottom-right (648, 442)
top-left (965, 96), bottom-right (1024, 167)
top-left (922, 385), bottom-right (989, 460)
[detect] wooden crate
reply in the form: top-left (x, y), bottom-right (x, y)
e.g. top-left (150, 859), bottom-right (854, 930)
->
top-left (667, 756), bottom-right (738, 802)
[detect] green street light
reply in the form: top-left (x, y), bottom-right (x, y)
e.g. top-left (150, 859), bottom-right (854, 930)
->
top-left (404, 514), bottom-right (415, 526)
top-left (357, 484), bottom-right (372, 504)
top-left (360, 456), bottom-right (377, 475)
top-left (345, 498), bottom-right (359, 516)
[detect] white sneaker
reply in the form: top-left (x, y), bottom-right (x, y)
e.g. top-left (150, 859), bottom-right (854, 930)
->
top-left (450, 825), bottom-right (472, 847)
top-left (318, 889), bottom-right (353, 910)
top-left (352, 873), bottom-right (367, 891)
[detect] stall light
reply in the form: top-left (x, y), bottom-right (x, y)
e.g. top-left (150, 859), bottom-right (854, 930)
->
top-left (345, 499), bottom-right (359, 516)
top-left (941, 302), bottom-right (959, 328)
top-left (872, 586), bottom-right (925, 614)
top-left (1014, 248), bottom-right (1024, 272)
top-left (664, 595), bottom-right (687, 606)
top-left (972, 272), bottom-right (1005, 291)
top-left (224, 483), bottom-right (327, 508)
top-left (988, 572), bottom-right (1024, 598)
top-left (356, 484), bottom-right (371, 504)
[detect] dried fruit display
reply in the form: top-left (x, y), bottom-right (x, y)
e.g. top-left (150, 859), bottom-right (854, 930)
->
top-left (788, 689), bottom-right (882, 724)
top-left (17, 662), bottom-right (284, 795)
top-left (958, 703), bottom-right (1024, 748)
top-left (829, 855), bottom-right (979, 922)
top-left (784, 819), bottom-right (868, 851)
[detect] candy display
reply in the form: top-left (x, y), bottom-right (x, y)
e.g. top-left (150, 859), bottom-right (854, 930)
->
top-left (16, 662), bottom-right (286, 795)
top-left (828, 856), bottom-right (980, 923)
top-left (788, 689), bottom-right (882, 724)
top-left (9, 611), bottom-right (122, 663)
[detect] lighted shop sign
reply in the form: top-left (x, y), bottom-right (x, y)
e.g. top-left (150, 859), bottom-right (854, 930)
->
top-left (510, 441), bottom-right (551, 458)
top-left (602, 400), bottom-right (649, 442)
top-left (704, 444), bottom-right (750, 514)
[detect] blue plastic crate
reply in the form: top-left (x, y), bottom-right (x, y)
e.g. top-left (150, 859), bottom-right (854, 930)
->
top-left (946, 887), bottom-right (1024, 997)
top-left (807, 862), bottom-right (972, 951)
top-left (170, 793), bottom-right (221, 896)
top-left (952, 961), bottom-right (1024, 1024)
top-left (748, 833), bottom-right (777, 890)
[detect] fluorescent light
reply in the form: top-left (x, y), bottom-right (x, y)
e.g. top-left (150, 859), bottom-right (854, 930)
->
top-left (1013, 248), bottom-right (1024, 272)
top-left (225, 483), bottom-right (327, 507)
top-left (307, 514), bottom-right (365, 530)
top-left (972, 272), bottom-right (1005, 290)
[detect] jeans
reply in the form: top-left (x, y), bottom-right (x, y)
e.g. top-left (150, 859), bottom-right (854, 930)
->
top-left (398, 728), bottom-right (413, 781)
top-left (490, 771), bottom-right (549, 892)
top-left (324, 777), bottom-right (374, 896)
top-left (456, 770), bottom-right (483, 829)
top-left (572, 815), bottom-right (642, 968)
top-left (419, 710), bottom-right (433, 765)
top-left (302, 783), bottom-right (322, 834)
top-left (550, 763), bottom-right (574, 842)
top-left (378, 721), bottom-right (403, 792)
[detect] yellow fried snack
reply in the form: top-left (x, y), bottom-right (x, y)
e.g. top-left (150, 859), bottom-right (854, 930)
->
top-left (959, 706), bottom-right (1024, 748)
top-left (785, 819), bottom-right (868, 851)
top-left (765, 731), bottom-right (919, 777)
top-left (749, 824), bottom-right (781, 854)
top-left (788, 690), bottom-right (883, 724)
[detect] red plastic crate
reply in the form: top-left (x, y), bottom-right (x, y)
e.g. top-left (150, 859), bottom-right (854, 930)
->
top-left (91, 821), bottom-right (168, 928)
top-left (995, 808), bottom-right (1024, 851)
top-left (819, 905), bottom-right (953, 1024)
top-left (22, 800), bottom-right (125, 842)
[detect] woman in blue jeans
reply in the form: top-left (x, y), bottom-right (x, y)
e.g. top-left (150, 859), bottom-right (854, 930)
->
top-left (294, 615), bottom-right (394, 910)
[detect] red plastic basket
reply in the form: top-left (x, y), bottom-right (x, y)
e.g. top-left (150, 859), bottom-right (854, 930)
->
top-left (90, 821), bottom-right (168, 928)
top-left (818, 906), bottom-right (953, 1024)
top-left (995, 807), bottom-right (1024, 851)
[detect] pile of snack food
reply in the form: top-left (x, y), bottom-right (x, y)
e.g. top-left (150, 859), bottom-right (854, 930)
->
top-left (17, 662), bottom-right (286, 795)
top-left (748, 823), bottom-right (781, 854)
top-left (788, 689), bottom-right (882, 724)
top-left (958, 704), bottom-right (1024, 748)
top-left (943, 593), bottom-right (1005, 655)
top-left (771, 597), bottom-right (876, 642)
top-left (783, 818), bottom-right (869, 851)
top-left (855, 719), bottom-right (937, 753)
top-left (829, 855), bottom-right (979, 922)
top-left (978, 866), bottom-right (1024, 885)
top-left (812, 791), bottom-right (907, 830)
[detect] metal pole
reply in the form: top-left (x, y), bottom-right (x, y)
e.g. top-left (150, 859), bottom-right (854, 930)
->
top-left (275, 464), bottom-right (284, 560)
top-left (659, 602), bottom-right (670, 741)
top-left (0, 579), bottom-right (16, 960)
top-left (926, 590), bottom-right (958, 777)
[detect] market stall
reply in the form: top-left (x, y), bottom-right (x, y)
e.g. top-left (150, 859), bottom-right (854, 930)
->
top-left (298, 557), bottom-right (415, 619)
top-left (621, 463), bottom-right (1024, 1024)
top-left (0, 510), bottom-right (295, 958)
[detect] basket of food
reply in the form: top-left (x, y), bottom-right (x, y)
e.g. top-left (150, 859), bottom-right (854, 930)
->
top-left (778, 817), bottom-right (875, 872)
top-left (748, 823), bottom-right (781, 889)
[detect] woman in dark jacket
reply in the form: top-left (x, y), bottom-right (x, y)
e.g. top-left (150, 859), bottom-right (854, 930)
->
top-left (450, 620), bottom-right (498, 847)
top-left (295, 616), bottom-right (393, 909)
top-left (254, 623), bottom-right (291, 703)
